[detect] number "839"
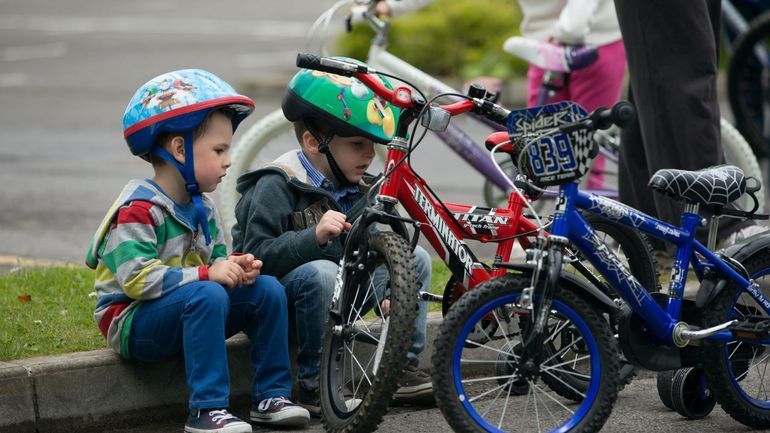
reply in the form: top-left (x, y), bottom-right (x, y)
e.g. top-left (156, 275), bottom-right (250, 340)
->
top-left (527, 134), bottom-right (577, 176)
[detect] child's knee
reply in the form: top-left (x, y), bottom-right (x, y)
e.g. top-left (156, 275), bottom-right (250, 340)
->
top-left (189, 281), bottom-right (229, 309)
top-left (255, 275), bottom-right (287, 304)
top-left (299, 260), bottom-right (338, 299)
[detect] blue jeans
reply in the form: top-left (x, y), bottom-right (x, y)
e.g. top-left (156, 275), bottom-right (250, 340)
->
top-left (128, 277), bottom-right (292, 409)
top-left (280, 245), bottom-right (431, 392)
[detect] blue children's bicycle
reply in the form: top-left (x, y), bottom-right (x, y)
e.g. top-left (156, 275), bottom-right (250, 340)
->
top-left (431, 101), bottom-right (770, 432)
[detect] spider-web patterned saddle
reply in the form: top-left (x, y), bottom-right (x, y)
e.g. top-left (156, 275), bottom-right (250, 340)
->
top-left (648, 165), bottom-right (746, 208)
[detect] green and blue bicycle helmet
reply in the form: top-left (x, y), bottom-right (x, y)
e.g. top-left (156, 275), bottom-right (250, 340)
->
top-left (282, 59), bottom-right (401, 185)
top-left (123, 69), bottom-right (254, 243)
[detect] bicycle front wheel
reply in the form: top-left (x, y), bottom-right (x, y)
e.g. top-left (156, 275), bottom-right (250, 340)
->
top-left (701, 248), bottom-right (770, 428)
top-left (319, 232), bottom-right (419, 433)
top-left (432, 273), bottom-right (620, 433)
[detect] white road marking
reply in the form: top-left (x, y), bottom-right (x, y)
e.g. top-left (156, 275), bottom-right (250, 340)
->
top-left (3, 42), bottom-right (67, 61)
top-left (0, 73), bottom-right (28, 87)
top-left (236, 50), bottom-right (300, 68)
top-left (0, 15), bottom-right (309, 38)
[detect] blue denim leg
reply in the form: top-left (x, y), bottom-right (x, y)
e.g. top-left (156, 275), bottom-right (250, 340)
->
top-left (129, 281), bottom-right (231, 409)
top-left (408, 245), bottom-right (431, 366)
top-left (279, 260), bottom-right (337, 393)
top-left (225, 275), bottom-right (293, 401)
top-left (365, 245), bottom-right (430, 367)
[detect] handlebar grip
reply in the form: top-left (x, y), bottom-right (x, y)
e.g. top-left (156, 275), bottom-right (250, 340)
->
top-left (590, 101), bottom-right (636, 130)
top-left (296, 53), bottom-right (368, 76)
top-left (296, 53), bottom-right (325, 70)
top-left (611, 100), bottom-right (635, 127)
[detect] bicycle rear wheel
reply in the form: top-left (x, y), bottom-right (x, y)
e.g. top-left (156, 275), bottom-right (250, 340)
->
top-left (219, 109), bottom-right (295, 238)
top-left (319, 232), bottom-right (419, 433)
top-left (432, 273), bottom-right (620, 432)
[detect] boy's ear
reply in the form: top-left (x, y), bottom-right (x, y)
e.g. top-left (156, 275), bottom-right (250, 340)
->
top-left (302, 131), bottom-right (321, 154)
top-left (170, 136), bottom-right (186, 164)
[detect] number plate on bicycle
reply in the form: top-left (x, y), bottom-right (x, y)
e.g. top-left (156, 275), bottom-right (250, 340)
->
top-left (506, 102), bottom-right (594, 186)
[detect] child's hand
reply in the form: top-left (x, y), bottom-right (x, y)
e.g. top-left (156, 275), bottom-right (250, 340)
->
top-left (209, 260), bottom-right (246, 289)
top-left (228, 254), bottom-right (263, 285)
top-left (316, 210), bottom-right (352, 245)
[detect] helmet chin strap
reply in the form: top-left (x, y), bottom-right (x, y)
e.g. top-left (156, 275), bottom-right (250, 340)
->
top-left (304, 119), bottom-right (356, 188)
top-left (151, 131), bottom-right (212, 245)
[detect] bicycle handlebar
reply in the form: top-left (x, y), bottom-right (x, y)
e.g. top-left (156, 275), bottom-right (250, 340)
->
top-left (296, 52), bottom-right (511, 124)
top-left (559, 101), bottom-right (636, 133)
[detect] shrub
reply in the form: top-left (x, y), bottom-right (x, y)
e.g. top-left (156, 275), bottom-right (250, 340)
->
top-left (337, 0), bottom-right (527, 79)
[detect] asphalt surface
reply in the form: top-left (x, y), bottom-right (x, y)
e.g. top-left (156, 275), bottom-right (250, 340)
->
top-left (107, 372), bottom-right (759, 433)
top-left (0, 0), bottom-right (498, 265)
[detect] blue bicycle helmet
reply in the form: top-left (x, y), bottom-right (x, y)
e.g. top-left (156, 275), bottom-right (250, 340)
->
top-left (123, 69), bottom-right (254, 244)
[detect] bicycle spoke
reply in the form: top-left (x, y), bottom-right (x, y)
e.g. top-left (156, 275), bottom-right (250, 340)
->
top-left (530, 382), bottom-right (576, 414)
top-left (540, 367), bottom-right (588, 400)
top-left (469, 380), bottom-right (520, 403)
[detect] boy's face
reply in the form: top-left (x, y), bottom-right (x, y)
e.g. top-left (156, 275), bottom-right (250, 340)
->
top-left (193, 111), bottom-right (233, 193)
top-left (327, 135), bottom-right (376, 184)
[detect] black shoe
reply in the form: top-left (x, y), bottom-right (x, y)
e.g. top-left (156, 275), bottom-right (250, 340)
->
top-left (185, 408), bottom-right (252, 433)
top-left (393, 364), bottom-right (433, 401)
top-left (250, 397), bottom-right (309, 427)
top-left (296, 385), bottom-right (321, 418)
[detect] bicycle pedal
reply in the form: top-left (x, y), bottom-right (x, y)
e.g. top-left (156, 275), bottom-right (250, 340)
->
top-left (729, 315), bottom-right (770, 339)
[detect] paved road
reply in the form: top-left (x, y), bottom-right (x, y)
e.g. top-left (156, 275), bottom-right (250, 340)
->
top-left (0, 0), bottom-right (499, 265)
top-left (108, 372), bottom-right (757, 433)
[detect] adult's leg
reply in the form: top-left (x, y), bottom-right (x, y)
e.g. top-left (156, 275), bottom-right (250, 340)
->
top-left (227, 275), bottom-right (293, 401)
top-left (129, 281), bottom-right (231, 410)
top-left (615, 0), bottom-right (722, 226)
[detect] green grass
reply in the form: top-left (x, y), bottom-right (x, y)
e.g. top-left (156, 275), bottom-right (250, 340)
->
top-left (0, 266), bottom-right (104, 361)
top-left (0, 260), bottom-right (455, 361)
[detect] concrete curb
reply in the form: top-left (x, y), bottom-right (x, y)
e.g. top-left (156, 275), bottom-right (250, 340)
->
top-left (0, 313), bottom-right (446, 433)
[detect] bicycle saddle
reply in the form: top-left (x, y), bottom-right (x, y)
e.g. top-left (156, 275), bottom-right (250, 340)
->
top-left (648, 165), bottom-right (746, 208)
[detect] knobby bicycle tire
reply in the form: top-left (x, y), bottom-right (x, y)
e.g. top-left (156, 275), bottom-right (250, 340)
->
top-left (701, 248), bottom-right (770, 428)
top-left (319, 232), bottom-right (419, 433)
top-left (432, 273), bottom-right (621, 433)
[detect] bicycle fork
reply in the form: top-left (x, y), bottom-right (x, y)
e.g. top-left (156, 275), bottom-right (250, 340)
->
top-left (516, 236), bottom-right (567, 380)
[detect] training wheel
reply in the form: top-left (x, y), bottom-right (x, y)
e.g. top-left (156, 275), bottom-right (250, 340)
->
top-left (671, 367), bottom-right (715, 419)
top-left (656, 370), bottom-right (676, 410)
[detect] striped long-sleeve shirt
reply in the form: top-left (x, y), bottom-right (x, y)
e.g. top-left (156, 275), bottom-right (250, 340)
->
top-left (85, 179), bottom-right (227, 358)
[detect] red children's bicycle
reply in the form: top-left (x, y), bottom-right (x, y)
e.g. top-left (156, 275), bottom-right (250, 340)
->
top-left (295, 54), bottom-right (657, 433)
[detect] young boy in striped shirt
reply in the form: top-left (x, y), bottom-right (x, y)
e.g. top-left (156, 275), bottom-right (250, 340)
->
top-left (85, 69), bottom-right (309, 433)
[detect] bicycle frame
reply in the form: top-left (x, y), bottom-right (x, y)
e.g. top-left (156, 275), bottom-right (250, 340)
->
top-left (376, 134), bottom-right (538, 289)
top-left (363, 10), bottom-right (618, 198)
top-left (366, 44), bottom-right (513, 191)
top-left (552, 181), bottom-right (770, 345)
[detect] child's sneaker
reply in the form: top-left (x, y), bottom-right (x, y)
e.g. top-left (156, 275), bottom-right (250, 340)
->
top-left (296, 385), bottom-right (322, 417)
top-left (185, 408), bottom-right (252, 433)
top-left (394, 364), bottom-right (433, 401)
top-left (250, 396), bottom-right (310, 427)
